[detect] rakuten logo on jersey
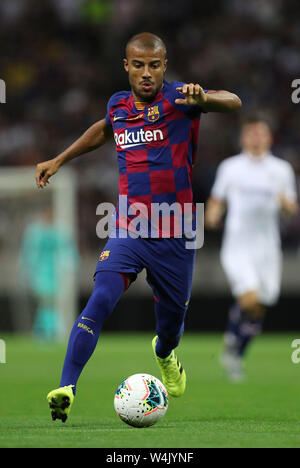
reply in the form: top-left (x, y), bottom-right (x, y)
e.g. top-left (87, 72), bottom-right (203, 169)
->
top-left (114, 128), bottom-right (164, 150)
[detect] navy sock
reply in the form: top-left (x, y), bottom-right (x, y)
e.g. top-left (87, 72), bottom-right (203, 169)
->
top-left (155, 337), bottom-right (174, 359)
top-left (59, 271), bottom-right (125, 393)
top-left (154, 301), bottom-right (185, 359)
top-left (225, 302), bottom-right (264, 357)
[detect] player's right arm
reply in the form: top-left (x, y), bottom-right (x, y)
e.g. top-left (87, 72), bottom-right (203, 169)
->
top-left (279, 194), bottom-right (298, 216)
top-left (205, 158), bottom-right (230, 229)
top-left (278, 162), bottom-right (299, 216)
top-left (205, 197), bottom-right (226, 229)
top-left (35, 118), bottom-right (112, 188)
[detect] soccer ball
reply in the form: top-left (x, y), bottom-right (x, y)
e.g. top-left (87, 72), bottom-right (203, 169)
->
top-left (114, 373), bottom-right (168, 428)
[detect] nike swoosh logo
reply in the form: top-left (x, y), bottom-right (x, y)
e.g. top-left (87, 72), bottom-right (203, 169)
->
top-left (113, 113), bottom-right (144, 122)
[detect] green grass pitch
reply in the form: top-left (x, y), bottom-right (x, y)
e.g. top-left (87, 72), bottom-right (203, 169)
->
top-left (0, 333), bottom-right (300, 448)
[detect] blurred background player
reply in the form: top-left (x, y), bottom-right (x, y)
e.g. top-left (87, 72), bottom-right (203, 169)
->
top-left (205, 117), bottom-right (298, 381)
top-left (20, 203), bottom-right (78, 340)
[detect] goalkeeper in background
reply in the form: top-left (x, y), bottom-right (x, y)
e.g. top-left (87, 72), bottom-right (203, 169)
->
top-left (20, 203), bottom-right (78, 340)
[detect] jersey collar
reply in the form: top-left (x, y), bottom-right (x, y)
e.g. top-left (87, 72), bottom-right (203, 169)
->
top-left (243, 151), bottom-right (271, 162)
top-left (131, 82), bottom-right (166, 112)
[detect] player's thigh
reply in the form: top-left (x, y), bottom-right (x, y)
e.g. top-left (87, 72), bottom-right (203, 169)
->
top-left (95, 234), bottom-right (144, 278)
top-left (257, 251), bottom-right (282, 306)
top-left (221, 246), bottom-right (258, 298)
top-left (146, 237), bottom-right (196, 310)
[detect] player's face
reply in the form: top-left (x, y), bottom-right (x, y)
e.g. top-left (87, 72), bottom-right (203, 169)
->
top-left (240, 122), bottom-right (273, 155)
top-left (124, 46), bottom-right (167, 103)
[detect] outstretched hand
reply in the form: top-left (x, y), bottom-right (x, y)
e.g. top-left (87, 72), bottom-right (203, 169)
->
top-left (35, 159), bottom-right (60, 188)
top-left (175, 83), bottom-right (207, 107)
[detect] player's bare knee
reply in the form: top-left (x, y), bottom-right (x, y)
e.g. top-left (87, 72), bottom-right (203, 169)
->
top-left (238, 291), bottom-right (264, 318)
top-left (238, 291), bottom-right (257, 309)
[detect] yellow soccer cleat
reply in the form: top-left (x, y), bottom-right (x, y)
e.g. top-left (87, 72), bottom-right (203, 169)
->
top-left (152, 336), bottom-right (186, 397)
top-left (46, 385), bottom-right (74, 423)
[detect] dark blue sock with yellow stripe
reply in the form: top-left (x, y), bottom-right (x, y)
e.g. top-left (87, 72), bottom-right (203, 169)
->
top-left (226, 302), bottom-right (264, 357)
top-left (59, 271), bottom-right (125, 394)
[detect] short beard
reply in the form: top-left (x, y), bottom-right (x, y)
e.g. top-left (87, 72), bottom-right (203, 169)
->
top-left (131, 83), bottom-right (161, 103)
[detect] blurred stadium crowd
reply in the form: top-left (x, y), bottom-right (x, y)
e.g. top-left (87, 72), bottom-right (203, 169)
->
top-left (1, 0), bottom-right (300, 252)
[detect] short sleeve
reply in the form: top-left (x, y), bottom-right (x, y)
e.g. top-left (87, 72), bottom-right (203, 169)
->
top-left (211, 161), bottom-right (230, 201)
top-left (105, 91), bottom-right (131, 126)
top-left (105, 97), bottom-right (113, 126)
top-left (280, 162), bottom-right (298, 202)
top-left (167, 81), bottom-right (207, 118)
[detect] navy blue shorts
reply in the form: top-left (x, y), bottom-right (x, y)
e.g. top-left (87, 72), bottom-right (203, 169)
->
top-left (95, 233), bottom-right (196, 314)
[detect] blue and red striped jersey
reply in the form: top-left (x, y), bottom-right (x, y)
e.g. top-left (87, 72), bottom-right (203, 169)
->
top-left (105, 80), bottom-right (204, 237)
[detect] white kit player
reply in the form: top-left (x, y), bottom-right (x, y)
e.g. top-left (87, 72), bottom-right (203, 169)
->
top-left (205, 117), bottom-right (298, 380)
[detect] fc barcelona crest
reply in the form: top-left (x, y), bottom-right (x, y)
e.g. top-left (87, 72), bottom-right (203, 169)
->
top-left (147, 105), bottom-right (160, 122)
top-left (99, 250), bottom-right (110, 262)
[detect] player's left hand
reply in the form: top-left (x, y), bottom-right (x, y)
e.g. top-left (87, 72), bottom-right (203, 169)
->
top-left (175, 83), bottom-right (207, 107)
top-left (278, 193), bottom-right (299, 216)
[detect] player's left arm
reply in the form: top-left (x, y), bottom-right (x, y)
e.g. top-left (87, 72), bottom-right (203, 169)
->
top-left (175, 83), bottom-right (242, 112)
top-left (278, 164), bottom-right (299, 216)
top-left (279, 194), bottom-right (299, 216)
top-left (205, 197), bottom-right (226, 229)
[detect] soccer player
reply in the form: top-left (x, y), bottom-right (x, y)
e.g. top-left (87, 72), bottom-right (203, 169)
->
top-left (205, 117), bottom-right (298, 381)
top-left (20, 204), bottom-right (78, 340)
top-left (35, 32), bottom-right (241, 422)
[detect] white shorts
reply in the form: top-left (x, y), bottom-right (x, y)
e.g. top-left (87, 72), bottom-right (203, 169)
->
top-left (220, 242), bottom-right (282, 306)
